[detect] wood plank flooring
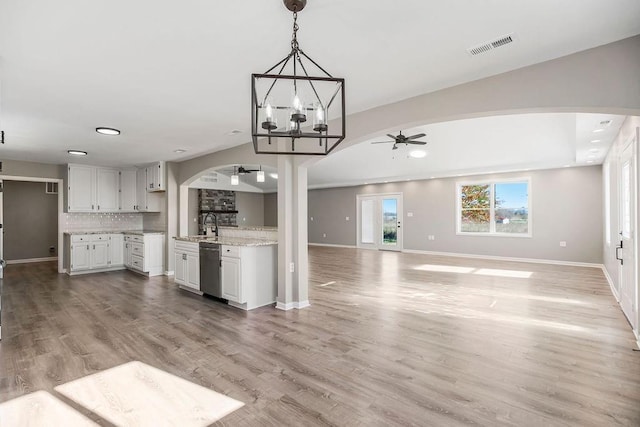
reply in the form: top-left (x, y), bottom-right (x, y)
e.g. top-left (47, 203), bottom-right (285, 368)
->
top-left (1, 247), bottom-right (639, 426)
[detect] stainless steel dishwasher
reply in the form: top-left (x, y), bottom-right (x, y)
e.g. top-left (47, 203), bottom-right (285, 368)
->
top-left (199, 242), bottom-right (222, 298)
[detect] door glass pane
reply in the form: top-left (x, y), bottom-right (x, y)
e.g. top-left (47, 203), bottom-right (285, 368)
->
top-left (460, 184), bottom-right (490, 232)
top-left (622, 162), bottom-right (631, 239)
top-left (494, 182), bottom-right (529, 234)
top-left (361, 199), bottom-right (375, 244)
top-left (382, 198), bottom-right (397, 245)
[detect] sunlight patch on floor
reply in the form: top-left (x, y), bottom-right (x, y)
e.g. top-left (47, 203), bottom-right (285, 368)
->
top-left (413, 264), bottom-right (533, 278)
top-left (0, 391), bottom-right (98, 426)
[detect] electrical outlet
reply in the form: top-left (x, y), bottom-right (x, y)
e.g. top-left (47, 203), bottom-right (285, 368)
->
top-left (193, 217), bottom-right (197, 222)
top-left (242, 217), bottom-right (246, 221)
top-left (428, 235), bottom-right (435, 241)
top-left (289, 262), bottom-right (295, 273)
top-left (310, 216), bottom-right (314, 221)
top-left (345, 216), bottom-right (350, 221)
top-left (407, 212), bottom-right (414, 217)
top-left (560, 241), bottom-right (567, 247)
top-left (323, 233), bottom-right (327, 238)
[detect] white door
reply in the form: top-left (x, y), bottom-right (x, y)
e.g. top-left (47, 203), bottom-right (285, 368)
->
top-left (357, 193), bottom-right (403, 251)
top-left (221, 256), bottom-right (241, 302)
top-left (174, 253), bottom-right (186, 285)
top-left (618, 136), bottom-right (637, 330)
top-left (71, 243), bottom-right (91, 271)
top-left (186, 253), bottom-right (201, 290)
top-left (91, 241), bottom-right (109, 269)
top-left (109, 235), bottom-right (124, 266)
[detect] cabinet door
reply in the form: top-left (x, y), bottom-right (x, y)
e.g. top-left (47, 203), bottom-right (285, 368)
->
top-left (109, 235), bottom-right (124, 266)
top-left (146, 162), bottom-right (165, 192)
top-left (96, 168), bottom-right (120, 212)
top-left (71, 243), bottom-right (91, 271)
top-left (221, 257), bottom-right (241, 302)
top-left (186, 253), bottom-right (200, 290)
top-left (123, 240), bottom-right (131, 267)
top-left (120, 170), bottom-right (137, 212)
top-left (68, 165), bottom-right (95, 212)
top-left (174, 253), bottom-right (186, 285)
top-left (136, 168), bottom-right (148, 211)
top-left (91, 241), bottom-right (109, 269)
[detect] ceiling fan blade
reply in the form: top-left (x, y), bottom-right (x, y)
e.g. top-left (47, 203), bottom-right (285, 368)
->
top-left (392, 144), bottom-right (398, 150)
top-left (408, 141), bottom-right (427, 145)
top-left (406, 133), bottom-right (426, 140)
top-left (386, 134), bottom-right (398, 140)
top-left (371, 141), bottom-right (395, 144)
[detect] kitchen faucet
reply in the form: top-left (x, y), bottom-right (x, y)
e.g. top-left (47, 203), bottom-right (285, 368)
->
top-left (202, 212), bottom-right (219, 237)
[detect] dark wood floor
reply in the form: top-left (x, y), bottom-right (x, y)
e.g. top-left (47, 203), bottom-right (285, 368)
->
top-left (1, 247), bottom-right (639, 426)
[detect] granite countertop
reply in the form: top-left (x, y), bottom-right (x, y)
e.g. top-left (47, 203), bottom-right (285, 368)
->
top-left (175, 236), bottom-right (277, 247)
top-left (64, 230), bottom-right (165, 236)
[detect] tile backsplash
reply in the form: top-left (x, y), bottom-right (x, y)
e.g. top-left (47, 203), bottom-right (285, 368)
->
top-left (62, 213), bottom-right (143, 232)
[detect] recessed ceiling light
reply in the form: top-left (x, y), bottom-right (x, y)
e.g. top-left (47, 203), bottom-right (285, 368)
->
top-left (588, 148), bottom-right (599, 153)
top-left (230, 129), bottom-right (243, 135)
top-left (430, 176), bottom-right (435, 179)
top-left (409, 149), bottom-right (427, 159)
top-left (563, 164), bottom-right (571, 168)
top-left (599, 120), bottom-right (612, 126)
top-left (174, 149), bottom-right (186, 154)
top-left (587, 154), bottom-right (596, 159)
top-left (590, 139), bottom-right (601, 143)
top-left (269, 173), bottom-right (278, 179)
top-left (68, 150), bottom-right (88, 156)
top-left (587, 160), bottom-right (594, 164)
top-left (592, 129), bottom-right (605, 133)
top-left (96, 127), bottom-right (120, 135)
top-left (384, 181), bottom-right (389, 183)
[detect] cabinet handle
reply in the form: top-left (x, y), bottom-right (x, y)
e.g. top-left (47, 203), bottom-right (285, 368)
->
top-left (98, 205), bottom-right (100, 210)
top-left (93, 245), bottom-right (95, 250)
top-left (182, 253), bottom-right (187, 260)
top-left (87, 245), bottom-right (89, 250)
top-left (92, 204), bottom-right (94, 210)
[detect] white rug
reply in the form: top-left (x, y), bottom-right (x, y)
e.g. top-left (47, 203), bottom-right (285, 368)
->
top-left (55, 361), bottom-right (244, 427)
top-left (0, 390), bottom-right (98, 426)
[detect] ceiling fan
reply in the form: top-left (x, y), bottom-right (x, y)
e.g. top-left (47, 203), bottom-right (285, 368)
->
top-left (236, 166), bottom-right (260, 175)
top-left (371, 131), bottom-right (427, 150)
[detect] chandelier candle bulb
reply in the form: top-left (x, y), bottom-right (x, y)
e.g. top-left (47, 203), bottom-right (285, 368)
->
top-left (261, 101), bottom-right (277, 130)
top-left (313, 104), bottom-right (328, 132)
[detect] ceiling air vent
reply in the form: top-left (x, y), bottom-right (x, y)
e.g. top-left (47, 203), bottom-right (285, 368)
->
top-left (467, 33), bottom-right (516, 56)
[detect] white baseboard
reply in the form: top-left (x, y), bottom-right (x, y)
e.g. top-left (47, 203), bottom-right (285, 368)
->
top-left (309, 243), bottom-right (356, 249)
top-left (276, 300), bottom-right (311, 310)
top-left (6, 257), bottom-right (58, 265)
top-left (164, 271), bottom-right (175, 276)
top-left (601, 265), bottom-right (619, 301)
top-left (401, 249), bottom-right (603, 269)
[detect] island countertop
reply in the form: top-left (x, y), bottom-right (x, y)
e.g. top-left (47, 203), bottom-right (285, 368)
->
top-left (64, 230), bottom-right (165, 236)
top-left (174, 236), bottom-right (277, 247)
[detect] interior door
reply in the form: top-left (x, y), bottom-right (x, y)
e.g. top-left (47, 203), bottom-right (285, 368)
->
top-left (357, 193), bottom-right (403, 251)
top-left (618, 137), bottom-right (637, 329)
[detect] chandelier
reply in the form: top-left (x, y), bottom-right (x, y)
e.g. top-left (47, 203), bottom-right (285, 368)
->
top-left (251, 0), bottom-right (346, 155)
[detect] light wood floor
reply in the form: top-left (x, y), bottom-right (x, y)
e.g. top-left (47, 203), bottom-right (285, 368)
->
top-left (1, 247), bottom-right (639, 426)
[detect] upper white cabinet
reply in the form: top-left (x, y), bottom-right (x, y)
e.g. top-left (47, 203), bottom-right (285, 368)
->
top-left (68, 165), bottom-right (95, 212)
top-left (120, 169), bottom-right (137, 212)
top-left (146, 161), bottom-right (165, 192)
top-left (96, 168), bottom-right (120, 212)
top-left (67, 163), bottom-right (164, 213)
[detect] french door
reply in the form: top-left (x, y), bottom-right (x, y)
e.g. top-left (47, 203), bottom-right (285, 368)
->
top-left (618, 135), bottom-right (637, 330)
top-left (357, 193), bottom-right (403, 251)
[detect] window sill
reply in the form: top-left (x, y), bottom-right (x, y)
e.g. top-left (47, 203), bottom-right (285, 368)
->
top-left (456, 231), bottom-right (532, 238)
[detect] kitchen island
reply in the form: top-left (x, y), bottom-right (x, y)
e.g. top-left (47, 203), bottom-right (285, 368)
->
top-left (174, 226), bottom-right (277, 311)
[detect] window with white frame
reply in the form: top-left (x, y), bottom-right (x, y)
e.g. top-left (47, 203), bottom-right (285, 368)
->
top-left (457, 179), bottom-right (531, 236)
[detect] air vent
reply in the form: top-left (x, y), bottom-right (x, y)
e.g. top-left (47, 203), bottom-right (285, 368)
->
top-left (467, 33), bottom-right (516, 56)
top-left (45, 182), bottom-right (58, 194)
top-left (599, 120), bottom-right (612, 127)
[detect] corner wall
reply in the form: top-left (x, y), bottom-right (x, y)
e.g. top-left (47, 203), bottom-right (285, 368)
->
top-left (308, 166), bottom-right (603, 264)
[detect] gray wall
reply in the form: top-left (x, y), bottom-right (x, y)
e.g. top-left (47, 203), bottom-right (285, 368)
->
top-left (236, 192), bottom-right (265, 227)
top-left (1, 160), bottom-right (64, 179)
top-left (264, 192), bottom-right (277, 227)
top-left (4, 181), bottom-right (58, 260)
top-left (308, 166), bottom-right (603, 264)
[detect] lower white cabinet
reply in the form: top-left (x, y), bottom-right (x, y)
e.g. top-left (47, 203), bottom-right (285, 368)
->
top-left (221, 256), bottom-right (241, 302)
top-left (124, 234), bottom-right (165, 276)
top-left (220, 244), bottom-right (277, 310)
top-left (65, 232), bottom-right (164, 276)
top-left (174, 241), bottom-right (200, 292)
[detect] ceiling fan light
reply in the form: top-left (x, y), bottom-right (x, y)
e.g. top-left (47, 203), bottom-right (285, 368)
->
top-left (257, 170), bottom-right (265, 182)
top-left (409, 149), bottom-right (427, 158)
top-left (231, 174), bottom-right (239, 185)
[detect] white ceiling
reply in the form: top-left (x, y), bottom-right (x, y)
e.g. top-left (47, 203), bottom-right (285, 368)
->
top-left (0, 1), bottom-right (638, 173)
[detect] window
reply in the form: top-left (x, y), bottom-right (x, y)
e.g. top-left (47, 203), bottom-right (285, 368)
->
top-left (457, 179), bottom-right (530, 236)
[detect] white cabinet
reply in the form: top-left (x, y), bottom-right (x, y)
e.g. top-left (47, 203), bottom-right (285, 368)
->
top-left (66, 233), bottom-right (123, 274)
top-left (221, 256), bottom-right (241, 302)
top-left (124, 233), bottom-right (165, 276)
top-left (96, 168), bottom-right (120, 212)
top-left (136, 168), bottom-right (162, 212)
top-left (67, 163), bottom-right (164, 213)
top-left (146, 161), bottom-right (165, 192)
top-left (120, 169), bottom-right (137, 212)
top-left (109, 234), bottom-right (124, 266)
top-left (174, 241), bottom-right (200, 292)
top-left (68, 165), bottom-right (95, 212)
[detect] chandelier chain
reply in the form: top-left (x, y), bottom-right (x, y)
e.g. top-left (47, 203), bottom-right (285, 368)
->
top-left (291, 11), bottom-right (299, 52)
